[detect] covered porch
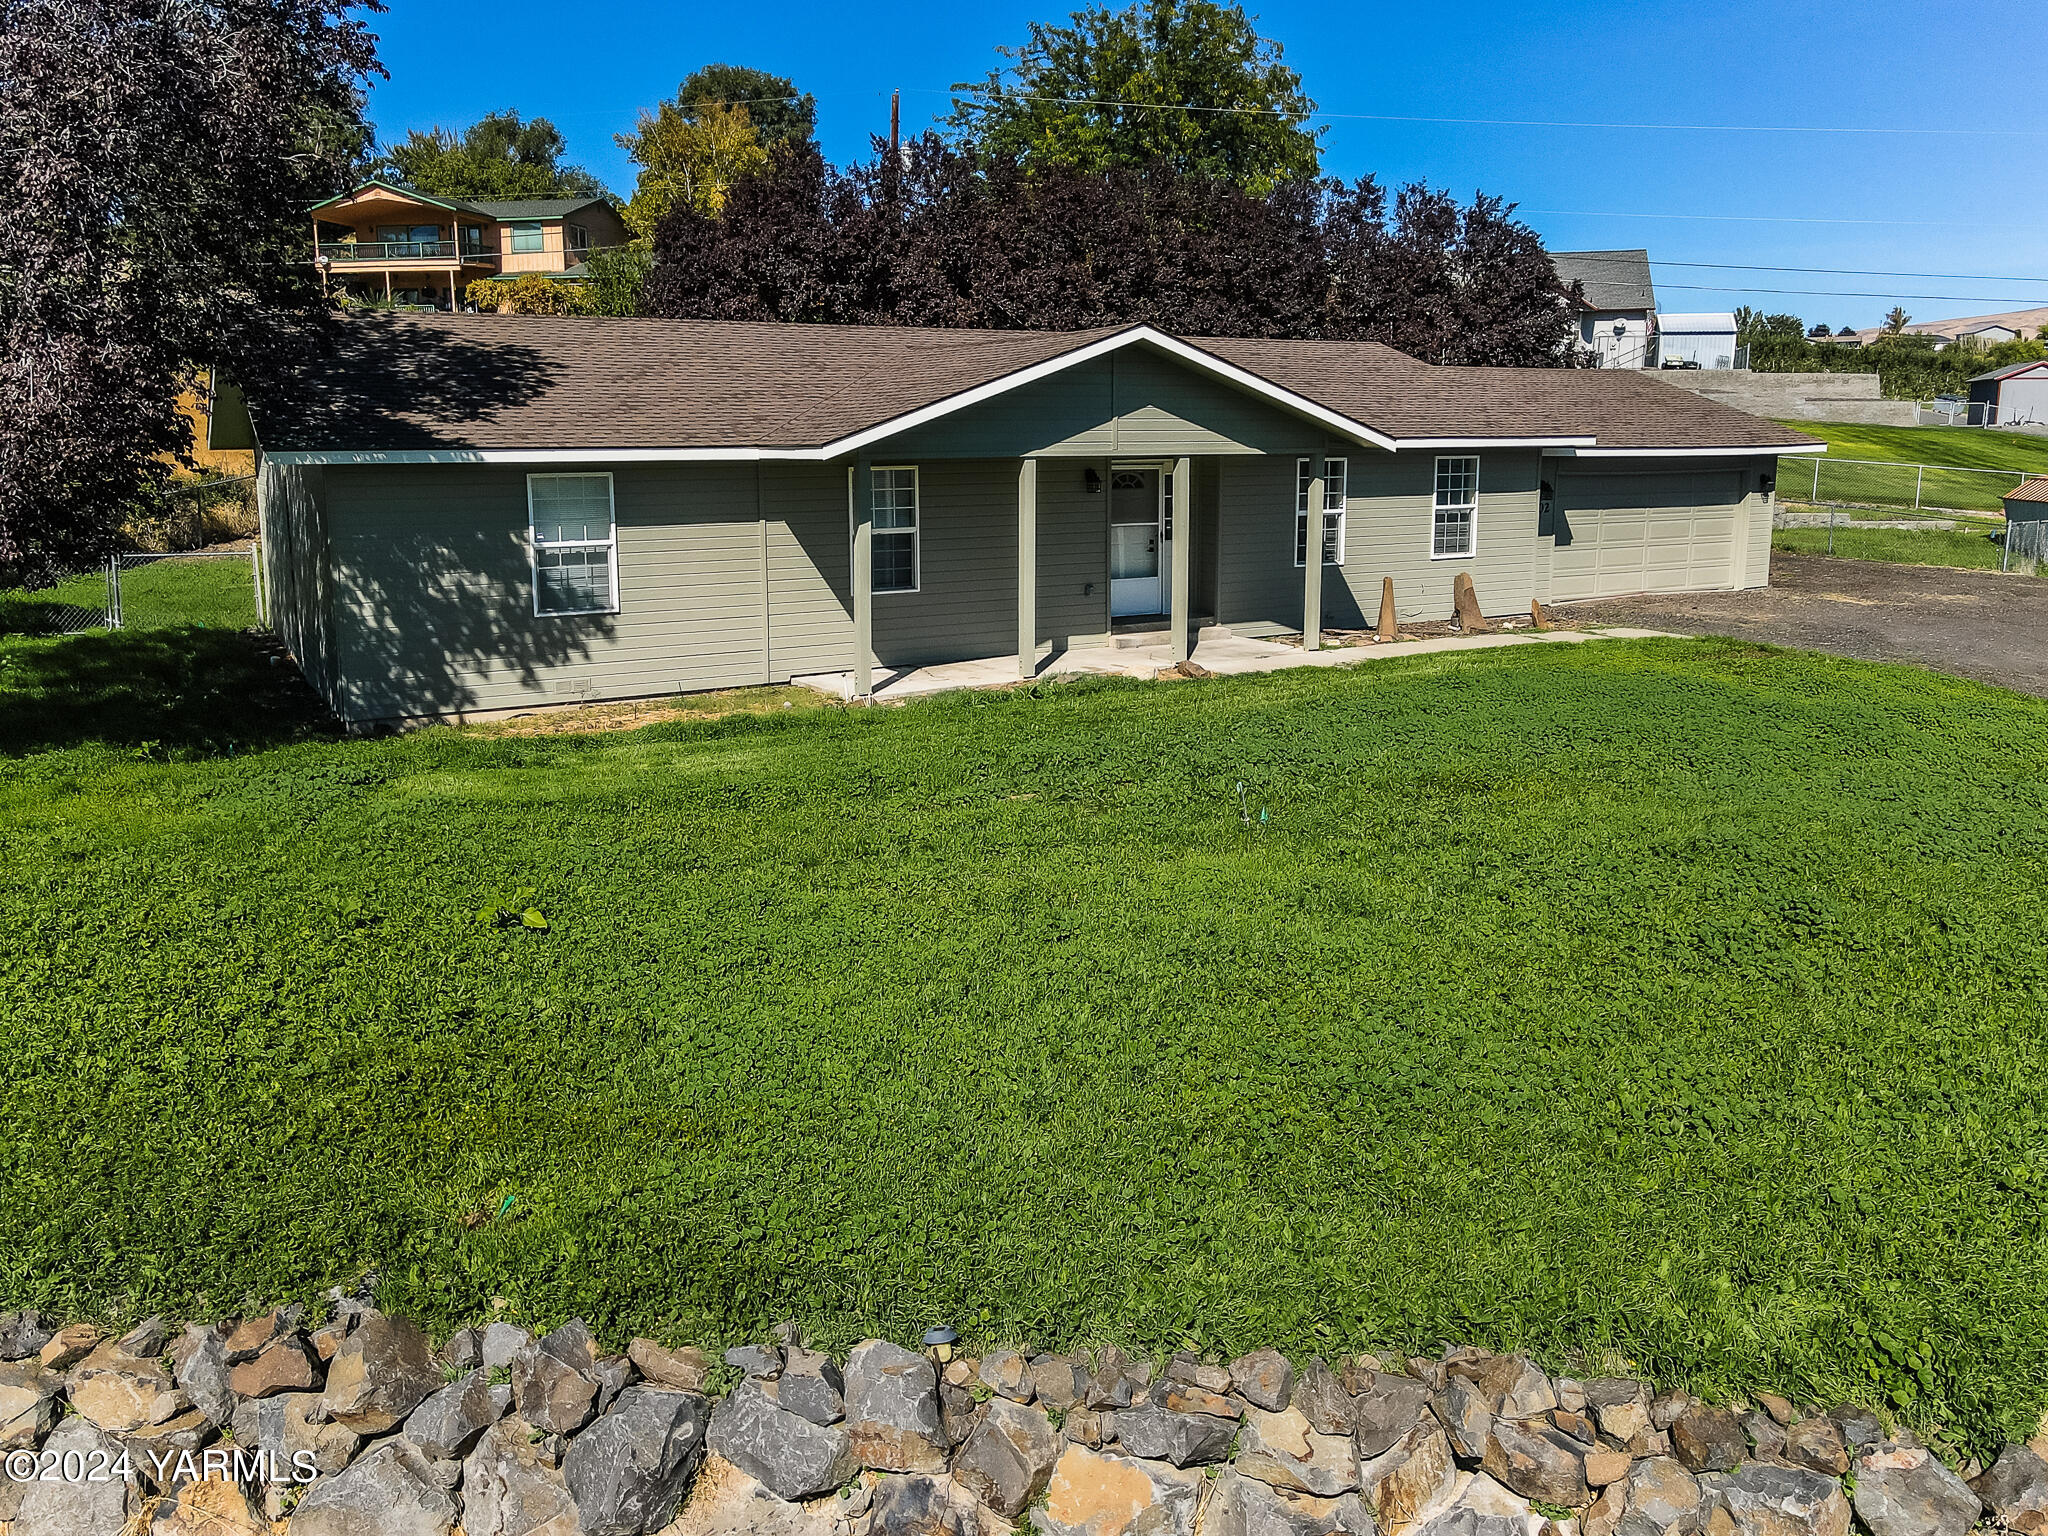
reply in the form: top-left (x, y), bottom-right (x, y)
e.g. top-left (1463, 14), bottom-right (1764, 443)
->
top-left (797, 618), bottom-right (1671, 704)
top-left (842, 451), bottom-right (1353, 700)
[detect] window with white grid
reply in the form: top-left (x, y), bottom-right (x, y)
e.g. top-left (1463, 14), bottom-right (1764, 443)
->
top-left (528, 473), bottom-right (618, 616)
top-left (1432, 456), bottom-right (1478, 559)
top-left (870, 466), bottom-right (919, 593)
top-left (1294, 457), bottom-right (1347, 566)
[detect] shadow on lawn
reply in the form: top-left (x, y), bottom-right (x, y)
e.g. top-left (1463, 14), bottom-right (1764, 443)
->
top-left (0, 627), bottom-right (339, 758)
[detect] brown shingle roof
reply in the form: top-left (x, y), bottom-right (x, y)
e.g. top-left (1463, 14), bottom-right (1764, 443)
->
top-left (256, 312), bottom-right (1819, 455)
top-left (2002, 477), bottom-right (2048, 505)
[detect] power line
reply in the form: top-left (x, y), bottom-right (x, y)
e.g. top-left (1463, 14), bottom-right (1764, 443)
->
top-left (934, 85), bottom-right (2046, 138)
top-left (1657, 282), bottom-right (2048, 304)
top-left (1529, 208), bottom-right (2023, 230)
top-left (1555, 252), bottom-right (2048, 285)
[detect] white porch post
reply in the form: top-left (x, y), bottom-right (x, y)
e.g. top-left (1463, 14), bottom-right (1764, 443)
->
top-left (1170, 457), bottom-right (1193, 665)
top-left (1302, 451), bottom-right (1325, 651)
top-left (852, 457), bottom-right (874, 699)
top-left (1017, 458), bottom-right (1038, 680)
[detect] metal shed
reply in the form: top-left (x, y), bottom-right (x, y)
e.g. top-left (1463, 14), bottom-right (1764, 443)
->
top-left (1656, 313), bottom-right (1740, 371)
top-left (1969, 360), bottom-right (2048, 427)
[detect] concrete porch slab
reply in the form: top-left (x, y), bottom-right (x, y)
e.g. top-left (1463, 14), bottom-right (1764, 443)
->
top-left (791, 624), bottom-right (1676, 703)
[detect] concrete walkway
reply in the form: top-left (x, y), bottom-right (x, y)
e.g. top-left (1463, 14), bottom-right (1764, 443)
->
top-left (792, 624), bottom-right (1675, 703)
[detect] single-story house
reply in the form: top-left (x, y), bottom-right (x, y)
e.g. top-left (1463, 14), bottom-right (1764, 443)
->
top-left (236, 314), bottom-right (1821, 724)
top-left (1655, 314), bottom-right (1740, 371)
top-left (1969, 359), bottom-right (2048, 427)
top-left (1549, 249), bottom-right (1657, 369)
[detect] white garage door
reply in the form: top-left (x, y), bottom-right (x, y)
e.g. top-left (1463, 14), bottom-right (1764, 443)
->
top-left (1548, 471), bottom-right (1745, 602)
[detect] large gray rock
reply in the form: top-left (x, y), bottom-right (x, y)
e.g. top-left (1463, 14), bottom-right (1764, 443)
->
top-left (1030, 1444), bottom-right (1205, 1536)
top-left (287, 1438), bottom-right (458, 1536)
top-left (1232, 1350), bottom-right (1297, 1413)
top-left (514, 1323), bottom-right (602, 1437)
top-left (67, 1338), bottom-right (173, 1433)
top-left (482, 1322), bottom-right (532, 1372)
top-left (845, 1339), bottom-right (949, 1474)
top-left (707, 1377), bottom-right (860, 1502)
top-left (1669, 1403), bottom-right (1745, 1474)
top-left (461, 1415), bottom-right (580, 1536)
top-left (1480, 1418), bottom-right (1588, 1505)
top-left (1353, 1373), bottom-right (1435, 1458)
top-left (1433, 1375), bottom-right (1494, 1461)
top-left (562, 1386), bottom-right (711, 1536)
top-left (1615, 1457), bottom-right (1702, 1536)
top-left (953, 1397), bottom-right (1062, 1516)
top-left (772, 1346), bottom-right (844, 1427)
top-left (1028, 1354), bottom-right (1089, 1412)
top-left (14, 1417), bottom-right (136, 1534)
top-left (0, 1309), bottom-right (54, 1362)
top-left (405, 1366), bottom-right (504, 1460)
top-left (1714, 1462), bottom-right (1851, 1536)
top-left (979, 1349), bottom-right (1034, 1403)
top-left (232, 1390), bottom-right (362, 1478)
top-left (725, 1344), bottom-right (783, 1378)
top-left (319, 1314), bottom-right (443, 1434)
top-left (1291, 1360), bottom-right (1353, 1438)
top-left (625, 1338), bottom-right (708, 1392)
top-left (1205, 1467), bottom-right (1378, 1536)
top-left (1357, 1421), bottom-right (1457, 1532)
top-left (171, 1323), bottom-right (234, 1428)
top-left (1113, 1405), bottom-right (1236, 1468)
top-left (1851, 1442), bottom-right (1981, 1536)
top-left (1782, 1418), bottom-right (1849, 1476)
top-left (1585, 1379), bottom-right (1654, 1452)
top-left (0, 1358), bottom-right (62, 1449)
top-left (1974, 1444), bottom-right (2048, 1535)
top-left (1239, 1405), bottom-right (1359, 1496)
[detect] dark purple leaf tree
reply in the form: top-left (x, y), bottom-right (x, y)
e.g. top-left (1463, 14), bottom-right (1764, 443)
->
top-left (0, 0), bottom-right (380, 584)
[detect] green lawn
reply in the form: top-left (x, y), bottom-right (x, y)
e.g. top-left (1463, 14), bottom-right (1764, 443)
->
top-left (3, 628), bottom-right (2046, 1450)
top-left (0, 553), bottom-right (257, 636)
top-left (1776, 420), bottom-right (2048, 475)
top-left (1772, 525), bottom-right (2013, 571)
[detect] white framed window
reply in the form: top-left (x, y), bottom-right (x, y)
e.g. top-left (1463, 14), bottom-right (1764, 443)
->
top-left (1432, 456), bottom-right (1479, 559)
top-left (528, 473), bottom-right (618, 616)
top-left (862, 465), bottom-right (919, 594)
top-left (1294, 456), bottom-right (1347, 566)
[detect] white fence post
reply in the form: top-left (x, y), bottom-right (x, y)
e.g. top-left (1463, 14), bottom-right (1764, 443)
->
top-left (1914, 465), bottom-right (1924, 510)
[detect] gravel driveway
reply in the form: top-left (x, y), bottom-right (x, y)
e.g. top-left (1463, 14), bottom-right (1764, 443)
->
top-left (1559, 552), bottom-right (2048, 697)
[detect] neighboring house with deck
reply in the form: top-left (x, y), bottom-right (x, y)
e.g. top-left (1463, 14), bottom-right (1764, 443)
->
top-left (235, 314), bottom-right (1820, 724)
top-left (310, 180), bottom-right (627, 310)
top-left (1550, 249), bottom-right (1657, 369)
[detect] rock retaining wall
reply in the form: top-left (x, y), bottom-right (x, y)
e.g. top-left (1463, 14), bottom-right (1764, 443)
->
top-left (1, 1304), bottom-right (2043, 1536)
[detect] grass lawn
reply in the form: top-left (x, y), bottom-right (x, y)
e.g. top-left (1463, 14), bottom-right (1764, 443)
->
top-left (1776, 420), bottom-right (2048, 475)
top-left (0, 553), bottom-right (257, 636)
top-left (1771, 525), bottom-right (2014, 571)
top-left (2, 628), bottom-right (2046, 1449)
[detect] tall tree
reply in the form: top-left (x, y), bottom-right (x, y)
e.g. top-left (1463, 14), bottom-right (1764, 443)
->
top-left (644, 136), bottom-right (1577, 366)
top-left (0, 0), bottom-right (379, 582)
top-left (616, 100), bottom-right (769, 238)
top-left (677, 63), bottom-right (816, 150)
top-left (1883, 306), bottom-right (1911, 334)
top-left (947, 0), bottom-right (1320, 192)
top-left (381, 111), bottom-right (609, 202)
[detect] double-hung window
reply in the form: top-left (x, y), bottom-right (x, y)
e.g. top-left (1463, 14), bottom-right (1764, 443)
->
top-left (507, 220), bottom-right (545, 254)
top-left (870, 466), bottom-right (919, 593)
top-left (1432, 456), bottom-right (1479, 558)
top-left (529, 473), bottom-right (618, 616)
top-left (566, 222), bottom-right (590, 255)
top-left (1294, 456), bottom-right (1347, 566)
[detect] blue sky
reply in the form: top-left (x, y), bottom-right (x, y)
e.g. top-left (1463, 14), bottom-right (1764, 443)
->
top-left (364, 0), bottom-right (2046, 332)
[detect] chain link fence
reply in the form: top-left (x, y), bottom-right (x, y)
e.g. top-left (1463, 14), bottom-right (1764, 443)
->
top-left (1780, 455), bottom-right (2039, 518)
top-left (2006, 520), bottom-right (2048, 574)
top-left (0, 548), bottom-right (263, 637)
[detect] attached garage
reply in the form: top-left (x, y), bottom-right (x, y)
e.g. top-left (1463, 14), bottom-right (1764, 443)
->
top-left (1546, 468), bottom-right (1751, 602)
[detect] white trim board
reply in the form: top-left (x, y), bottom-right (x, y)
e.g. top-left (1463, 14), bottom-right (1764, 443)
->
top-left (1545, 444), bottom-right (1827, 458)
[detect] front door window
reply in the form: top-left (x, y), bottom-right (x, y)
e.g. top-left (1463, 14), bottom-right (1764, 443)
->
top-left (1109, 467), bottom-right (1167, 617)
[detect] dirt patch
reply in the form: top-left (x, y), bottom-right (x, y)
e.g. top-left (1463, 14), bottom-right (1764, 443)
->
top-left (456, 684), bottom-right (837, 738)
top-left (1559, 552), bottom-right (2048, 696)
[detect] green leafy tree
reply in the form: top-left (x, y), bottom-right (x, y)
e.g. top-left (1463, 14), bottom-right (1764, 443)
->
top-left (617, 99), bottom-right (769, 238)
top-left (1883, 306), bottom-right (1911, 334)
top-left (381, 110), bottom-right (610, 203)
top-left (946, 0), bottom-right (1321, 191)
top-left (677, 63), bottom-right (816, 150)
top-left (578, 244), bottom-right (654, 316)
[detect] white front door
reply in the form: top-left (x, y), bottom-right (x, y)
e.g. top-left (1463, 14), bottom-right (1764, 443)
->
top-left (1109, 466), bottom-right (1168, 616)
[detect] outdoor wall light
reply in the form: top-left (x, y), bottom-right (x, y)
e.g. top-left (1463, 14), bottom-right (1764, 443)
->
top-left (1085, 467), bottom-right (1103, 494)
top-left (1761, 474), bottom-right (1776, 494)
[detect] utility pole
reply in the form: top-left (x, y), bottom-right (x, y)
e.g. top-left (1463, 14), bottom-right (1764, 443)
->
top-left (886, 89), bottom-right (902, 203)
